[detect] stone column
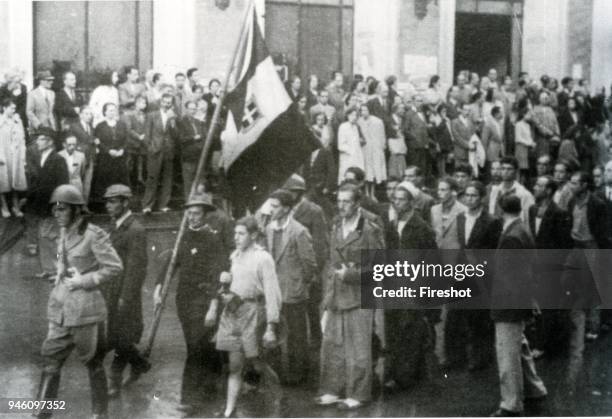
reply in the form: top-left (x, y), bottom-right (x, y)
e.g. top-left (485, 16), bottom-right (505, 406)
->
top-left (438, 0), bottom-right (456, 91)
top-left (1, 0), bottom-right (34, 87)
top-left (153, 0), bottom-right (197, 80)
top-left (522, 0), bottom-right (569, 79)
top-left (591, 0), bottom-right (612, 92)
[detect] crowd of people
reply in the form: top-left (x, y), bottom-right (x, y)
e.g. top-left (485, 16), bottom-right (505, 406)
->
top-left (6, 63), bottom-right (612, 419)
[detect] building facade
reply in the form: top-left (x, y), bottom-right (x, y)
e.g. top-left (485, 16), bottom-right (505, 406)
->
top-left (1, 0), bottom-right (611, 94)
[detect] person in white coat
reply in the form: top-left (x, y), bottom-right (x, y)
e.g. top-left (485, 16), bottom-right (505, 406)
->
top-left (337, 107), bottom-right (365, 185)
top-left (358, 104), bottom-right (387, 197)
top-left (0, 98), bottom-right (27, 217)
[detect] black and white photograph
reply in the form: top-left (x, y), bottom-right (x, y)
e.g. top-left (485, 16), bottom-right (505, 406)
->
top-left (0, 0), bottom-right (612, 418)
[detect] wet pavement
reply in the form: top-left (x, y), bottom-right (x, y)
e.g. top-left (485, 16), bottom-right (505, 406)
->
top-left (1, 222), bottom-right (612, 418)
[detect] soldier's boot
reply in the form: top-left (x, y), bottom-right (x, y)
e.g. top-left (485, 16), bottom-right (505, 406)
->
top-left (32, 372), bottom-right (60, 418)
top-left (88, 363), bottom-right (108, 419)
top-left (107, 368), bottom-right (122, 398)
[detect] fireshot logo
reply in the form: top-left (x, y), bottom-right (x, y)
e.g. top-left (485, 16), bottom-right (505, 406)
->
top-left (372, 260), bottom-right (488, 282)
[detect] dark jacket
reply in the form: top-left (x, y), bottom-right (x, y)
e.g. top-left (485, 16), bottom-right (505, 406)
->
top-left (595, 188), bottom-right (612, 248)
top-left (145, 109), bottom-right (178, 155)
top-left (54, 88), bottom-right (83, 125)
top-left (293, 197), bottom-right (329, 272)
top-left (457, 210), bottom-right (502, 249)
top-left (385, 211), bottom-right (437, 250)
top-left (68, 120), bottom-right (96, 161)
top-left (26, 151), bottom-right (70, 216)
top-left (491, 219), bottom-right (535, 322)
top-left (106, 214), bottom-right (148, 344)
top-left (122, 111), bottom-right (148, 154)
top-left (528, 202), bottom-right (573, 249)
top-left (177, 115), bottom-right (207, 162)
top-left (567, 193), bottom-right (609, 249)
top-left (302, 147), bottom-right (336, 196)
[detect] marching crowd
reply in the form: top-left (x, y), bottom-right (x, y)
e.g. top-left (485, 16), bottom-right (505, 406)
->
top-left (5, 64), bottom-right (612, 419)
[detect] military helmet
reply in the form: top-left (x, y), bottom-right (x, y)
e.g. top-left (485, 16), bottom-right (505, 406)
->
top-left (103, 184), bottom-right (133, 199)
top-left (282, 174), bottom-right (306, 192)
top-left (50, 184), bottom-right (86, 205)
top-left (184, 193), bottom-right (215, 210)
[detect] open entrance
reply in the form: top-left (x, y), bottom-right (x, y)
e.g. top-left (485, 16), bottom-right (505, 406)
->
top-left (454, 12), bottom-right (513, 78)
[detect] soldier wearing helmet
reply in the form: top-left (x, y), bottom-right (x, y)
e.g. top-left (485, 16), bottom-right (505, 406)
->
top-left (153, 193), bottom-right (230, 416)
top-left (33, 184), bottom-right (123, 419)
top-left (102, 184), bottom-right (151, 397)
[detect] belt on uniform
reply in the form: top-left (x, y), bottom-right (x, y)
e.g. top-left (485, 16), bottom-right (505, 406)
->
top-left (241, 295), bottom-right (265, 304)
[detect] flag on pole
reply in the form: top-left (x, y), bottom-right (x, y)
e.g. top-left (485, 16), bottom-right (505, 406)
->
top-left (221, 3), bottom-right (319, 214)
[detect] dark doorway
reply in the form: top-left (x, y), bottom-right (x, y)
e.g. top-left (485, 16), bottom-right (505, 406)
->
top-left (454, 12), bottom-right (512, 79)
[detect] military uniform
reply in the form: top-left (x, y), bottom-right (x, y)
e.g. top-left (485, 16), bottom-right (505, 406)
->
top-left (37, 215), bottom-right (123, 418)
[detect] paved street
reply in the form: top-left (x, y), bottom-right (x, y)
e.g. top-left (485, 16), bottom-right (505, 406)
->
top-left (1, 223), bottom-right (611, 418)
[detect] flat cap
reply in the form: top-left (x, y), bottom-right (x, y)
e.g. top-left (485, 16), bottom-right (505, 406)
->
top-left (103, 184), bottom-right (133, 199)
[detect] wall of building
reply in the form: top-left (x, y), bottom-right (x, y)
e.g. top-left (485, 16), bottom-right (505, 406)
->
top-left (353, 0), bottom-right (399, 81)
top-left (590, 0), bottom-right (612, 93)
top-left (566, 0), bottom-right (593, 80)
top-left (0, 1), bottom-right (33, 87)
top-left (522, 0), bottom-right (569, 79)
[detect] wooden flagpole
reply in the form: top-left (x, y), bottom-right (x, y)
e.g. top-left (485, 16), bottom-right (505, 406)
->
top-left (143, 0), bottom-right (255, 357)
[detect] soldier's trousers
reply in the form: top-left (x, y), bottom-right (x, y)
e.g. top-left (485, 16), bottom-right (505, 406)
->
top-left (41, 321), bottom-right (106, 373)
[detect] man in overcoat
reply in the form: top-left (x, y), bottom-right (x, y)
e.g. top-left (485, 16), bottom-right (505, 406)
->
top-left (103, 184), bottom-right (150, 397)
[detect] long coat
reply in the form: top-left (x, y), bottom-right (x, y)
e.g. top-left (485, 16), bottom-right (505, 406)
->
top-left (358, 116), bottom-right (387, 183)
top-left (0, 114), bottom-right (27, 192)
top-left (48, 219), bottom-right (123, 327)
top-left (337, 121), bottom-right (364, 183)
top-left (481, 119), bottom-right (504, 162)
top-left (93, 120), bottom-right (129, 200)
top-left (105, 214), bottom-right (148, 344)
top-left (0, 83), bottom-right (28, 131)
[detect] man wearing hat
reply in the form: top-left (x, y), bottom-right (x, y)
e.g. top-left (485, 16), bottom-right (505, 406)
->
top-left (34, 184), bottom-right (123, 419)
top-left (283, 174), bottom-right (329, 350)
top-left (24, 128), bottom-right (69, 276)
top-left (27, 70), bottom-right (57, 132)
top-left (153, 193), bottom-right (229, 417)
top-left (103, 184), bottom-right (151, 397)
